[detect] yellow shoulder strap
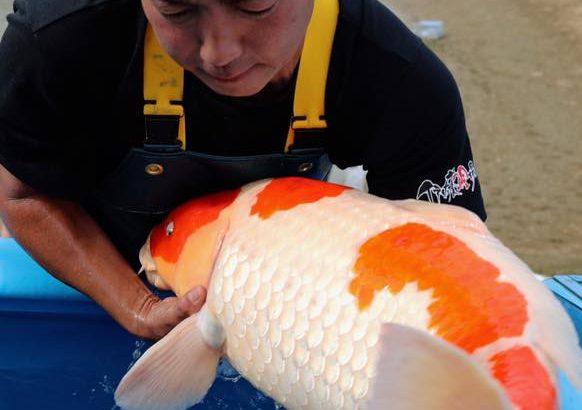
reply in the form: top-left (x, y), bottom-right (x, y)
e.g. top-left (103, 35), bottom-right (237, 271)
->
top-left (143, 26), bottom-right (186, 149)
top-left (285, 0), bottom-right (339, 152)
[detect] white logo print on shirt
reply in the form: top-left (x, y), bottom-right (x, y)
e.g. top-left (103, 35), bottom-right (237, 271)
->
top-left (416, 161), bottom-right (477, 203)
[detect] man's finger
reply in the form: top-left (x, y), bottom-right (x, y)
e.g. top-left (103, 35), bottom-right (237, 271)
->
top-left (179, 286), bottom-right (207, 315)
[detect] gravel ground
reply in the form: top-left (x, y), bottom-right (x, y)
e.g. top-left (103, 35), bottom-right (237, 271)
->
top-left (1, 0), bottom-right (581, 274)
top-left (0, 0), bottom-right (9, 33)
top-left (385, 0), bottom-right (582, 274)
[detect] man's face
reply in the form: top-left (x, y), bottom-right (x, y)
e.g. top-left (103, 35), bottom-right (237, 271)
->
top-left (142, 0), bottom-right (314, 97)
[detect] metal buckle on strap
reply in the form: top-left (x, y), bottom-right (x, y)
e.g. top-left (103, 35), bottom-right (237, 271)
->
top-left (288, 126), bottom-right (328, 155)
top-left (144, 115), bottom-right (183, 149)
top-left (143, 101), bottom-right (184, 151)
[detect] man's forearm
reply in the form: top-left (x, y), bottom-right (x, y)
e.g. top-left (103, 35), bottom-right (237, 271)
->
top-left (1, 193), bottom-right (155, 336)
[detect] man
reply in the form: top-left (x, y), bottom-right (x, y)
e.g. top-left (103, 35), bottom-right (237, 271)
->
top-left (0, 0), bottom-right (486, 340)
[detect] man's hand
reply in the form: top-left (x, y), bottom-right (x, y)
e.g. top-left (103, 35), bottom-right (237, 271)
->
top-left (133, 286), bottom-right (208, 340)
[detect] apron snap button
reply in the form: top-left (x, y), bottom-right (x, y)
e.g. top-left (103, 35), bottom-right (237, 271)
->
top-left (145, 163), bottom-right (164, 176)
top-left (298, 162), bottom-right (314, 173)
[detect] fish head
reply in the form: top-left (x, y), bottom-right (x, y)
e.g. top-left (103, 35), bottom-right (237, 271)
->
top-left (139, 188), bottom-right (240, 296)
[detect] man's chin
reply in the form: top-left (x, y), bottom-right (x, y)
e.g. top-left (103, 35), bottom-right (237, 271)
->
top-left (206, 83), bottom-right (265, 98)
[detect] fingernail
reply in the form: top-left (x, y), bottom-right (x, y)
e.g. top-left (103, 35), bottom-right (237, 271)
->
top-left (187, 287), bottom-right (202, 303)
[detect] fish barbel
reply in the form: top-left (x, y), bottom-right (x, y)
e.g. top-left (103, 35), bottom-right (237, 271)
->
top-left (116, 177), bottom-right (582, 410)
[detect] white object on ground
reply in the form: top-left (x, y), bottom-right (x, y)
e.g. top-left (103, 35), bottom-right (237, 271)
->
top-left (413, 20), bottom-right (445, 40)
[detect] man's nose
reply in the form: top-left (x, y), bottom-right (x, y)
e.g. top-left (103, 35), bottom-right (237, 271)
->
top-left (199, 24), bottom-right (243, 69)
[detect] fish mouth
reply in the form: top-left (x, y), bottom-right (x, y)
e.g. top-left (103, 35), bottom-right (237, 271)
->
top-left (138, 235), bottom-right (157, 277)
top-left (138, 234), bottom-right (173, 291)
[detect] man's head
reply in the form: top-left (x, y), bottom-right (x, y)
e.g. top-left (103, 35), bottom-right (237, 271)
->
top-left (142, 0), bottom-right (314, 97)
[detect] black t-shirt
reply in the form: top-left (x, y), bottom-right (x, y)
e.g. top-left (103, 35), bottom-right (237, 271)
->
top-left (0, 0), bottom-right (486, 220)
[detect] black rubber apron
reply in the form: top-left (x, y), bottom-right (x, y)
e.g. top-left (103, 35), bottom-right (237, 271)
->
top-left (88, 0), bottom-right (339, 268)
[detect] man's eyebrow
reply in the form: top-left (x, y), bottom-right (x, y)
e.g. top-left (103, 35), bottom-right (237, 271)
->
top-left (160, 0), bottom-right (193, 4)
top-left (157, 0), bottom-right (247, 4)
top-left (156, 0), bottom-right (196, 5)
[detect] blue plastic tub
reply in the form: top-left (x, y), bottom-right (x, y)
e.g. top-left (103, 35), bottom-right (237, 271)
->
top-left (0, 238), bottom-right (580, 409)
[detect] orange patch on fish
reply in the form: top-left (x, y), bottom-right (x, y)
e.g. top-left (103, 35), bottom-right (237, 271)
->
top-left (350, 223), bottom-right (528, 353)
top-left (490, 346), bottom-right (556, 410)
top-left (251, 177), bottom-right (349, 219)
top-left (151, 189), bottom-right (240, 263)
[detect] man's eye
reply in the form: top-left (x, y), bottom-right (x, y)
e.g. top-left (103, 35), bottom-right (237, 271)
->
top-left (239, 0), bottom-right (277, 17)
top-left (158, 3), bottom-right (199, 21)
top-left (161, 8), bottom-right (194, 20)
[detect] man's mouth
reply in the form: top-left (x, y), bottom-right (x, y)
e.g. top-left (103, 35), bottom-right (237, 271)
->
top-left (204, 66), bottom-right (254, 83)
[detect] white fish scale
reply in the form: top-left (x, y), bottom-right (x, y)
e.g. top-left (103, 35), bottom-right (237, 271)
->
top-left (222, 275), bottom-right (235, 305)
top-left (231, 285), bottom-right (246, 315)
top-left (299, 364), bottom-right (315, 392)
top-left (321, 326), bottom-right (340, 357)
top-left (307, 290), bottom-right (326, 320)
top-left (336, 340), bottom-right (354, 367)
top-left (220, 248), bottom-right (238, 279)
top-left (308, 348), bottom-right (326, 377)
top-left (267, 291), bottom-right (284, 322)
top-left (337, 303), bottom-right (358, 336)
top-left (351, 339), bottom-right (369, 373)
top-left (307, 322), bottom-right (325, 349)
top-left (209, 186), bottom-right (468, 408)
top-left (293, 342), bottom-right (310, 370)
top-left (321, 297), bottom-right (341, 329)
top-left (222, 302), bottom-right (235, 327)
top-left (352, 374), bottom-right (369, 401)
top-left (277, 370), bottom-right (293, 397)
top-left (280, 330), bottom-right (295, 359)
top-left (290, 382), bottom-right (309, 408)
top-left (246, 323), bottom-right (260, 351)
top-left (343, 394), bottom-right (357, 409)
top-left (258, 334), bottom-right (273, 362)
top-left (293, 303), bottom-right (310, 339)
top-left (233, 259), bottom-right (250, 290)
top-left (271, 264), bottom-right (289, 294)
top-left (234, 317), bottom-right (246, 340)
top-left (338, 366), bottom-right (355, 391)
top-left (269, 320), bottom-right (282, 349)
top-left (284, 355), bottom-right (299, 383)
top-left (254, 307), bottom-right (269, 337)
top-left (255, 281), bottom-right (272, 311)
top-left (243, 298), bottom-right (257, 325)
top-left (330, 384), bottom-right (344, 408)
top-left (325, 360), bottom-right (341, 385)
top-left (352, 312), bottom-right (370, 342)
top-left (258, 257), bottom-right (278, 285)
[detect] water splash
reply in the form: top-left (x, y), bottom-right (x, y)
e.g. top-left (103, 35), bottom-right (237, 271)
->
top-left (99, 375), bottom-right (115, 394)
top-left (127, 340), bottom-right (147, 370)
top-left (217, 359), bottom-right (242, 382)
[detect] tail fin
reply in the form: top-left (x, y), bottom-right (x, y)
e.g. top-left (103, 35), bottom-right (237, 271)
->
top-left (366, 323), bottom-right (512, 410)
top-left (115, 314), bottom-right (221, 410)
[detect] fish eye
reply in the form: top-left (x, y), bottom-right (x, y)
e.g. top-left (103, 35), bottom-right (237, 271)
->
top-left (166, 221), bottom-right (175, 236)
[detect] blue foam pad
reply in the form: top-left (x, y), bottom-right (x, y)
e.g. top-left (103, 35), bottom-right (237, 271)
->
top-left (0, 238), bottom-right (87, 301)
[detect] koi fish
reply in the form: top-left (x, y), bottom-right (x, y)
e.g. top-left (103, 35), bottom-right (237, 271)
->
top-left (115, 177), bottom-right (582, 410)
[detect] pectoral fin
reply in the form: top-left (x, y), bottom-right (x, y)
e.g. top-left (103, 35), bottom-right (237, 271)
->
top-left (115, 313), bottom-right (221, 410)
top-left (366, 323), bottom-right (512, 410)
